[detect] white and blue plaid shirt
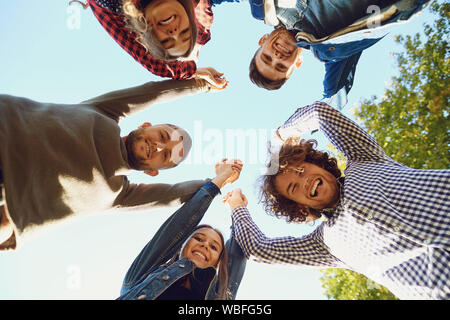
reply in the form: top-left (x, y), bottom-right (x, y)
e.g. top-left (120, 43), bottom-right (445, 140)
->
top-left (232, 102), bottom-right (450, 300)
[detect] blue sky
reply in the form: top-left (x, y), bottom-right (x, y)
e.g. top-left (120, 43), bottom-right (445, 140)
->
top-left (0, 1), bottom-right (435, 299)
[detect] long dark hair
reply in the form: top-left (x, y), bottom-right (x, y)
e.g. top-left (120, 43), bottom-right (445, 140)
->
top-left (123, 0), bottom-right (198, 60)
top-left (164, 224), bottom-right (229, 299)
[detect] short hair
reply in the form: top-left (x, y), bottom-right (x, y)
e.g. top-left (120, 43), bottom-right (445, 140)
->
top-left (249, 50), bottom-right (288, 90)
top-left (125, 124), bottom-right (192, 170)
top-left (123, 0), bottom-right (198, 60)
top-left (258, 138), bottom-right (342, 223)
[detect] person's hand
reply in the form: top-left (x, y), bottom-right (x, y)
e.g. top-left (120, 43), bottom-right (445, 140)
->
top-left (0, 206), bottom-right (13, 247)
top-left (195, 67), bottom-right (229, 91)
top-left (222, 189), bottom-right (248, 211)
top-left (68, 0), bottom-right (89, 9)
top-left (212, 159), bottom-right (243, 189)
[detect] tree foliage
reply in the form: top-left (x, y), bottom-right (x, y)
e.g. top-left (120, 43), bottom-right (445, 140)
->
top-left (355, 1), bottom-right (449, 169)
top-left (320, 269), bottom-right (399, 300)
top-left (319, 2), bottom-right (448, 300)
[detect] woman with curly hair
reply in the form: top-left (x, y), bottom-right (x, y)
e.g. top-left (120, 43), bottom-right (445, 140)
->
top-left (71, 0), bottom-right (239, 86)
top-left (225, 101), bottom-right (450, 300)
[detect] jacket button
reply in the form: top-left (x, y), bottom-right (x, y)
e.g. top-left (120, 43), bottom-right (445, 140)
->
top-left (329, 46), bottom-right (336, 51)
top-left (137, 294), bottom-right (146, 300)
top-left (162, 275), bottom-right (170, 281)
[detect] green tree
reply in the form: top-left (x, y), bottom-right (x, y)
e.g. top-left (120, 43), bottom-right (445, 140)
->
top-left (320, 269), bottom-right (399, 300)
top-left (355, 1), bottom-right (449, 169)
top-left (319, 2), bottom-right (448, 299)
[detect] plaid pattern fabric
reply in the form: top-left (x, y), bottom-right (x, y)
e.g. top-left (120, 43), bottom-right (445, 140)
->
top-left (88, 0), bottom-right (215, 79)
top-left (232, 101), bottom-right (450, 299)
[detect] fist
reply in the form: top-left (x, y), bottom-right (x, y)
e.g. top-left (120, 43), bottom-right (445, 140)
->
top-left (223, 189), bottom-right (248, 211)
top-left (196, 67), bottom-right (229, 91)
top-left (215, 159), bottom-right (243, 185)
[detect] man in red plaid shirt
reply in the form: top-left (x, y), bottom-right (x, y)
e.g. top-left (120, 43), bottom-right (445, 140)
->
top-left (72, 0), bottom-right (239, 88)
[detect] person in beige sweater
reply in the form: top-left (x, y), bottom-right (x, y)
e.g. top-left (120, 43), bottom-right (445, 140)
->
top-left (0, 78), bottom-right (216, 250)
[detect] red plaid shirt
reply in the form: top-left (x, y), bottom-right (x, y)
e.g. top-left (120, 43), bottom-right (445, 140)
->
top-left (88, 0), bottom-right (214, 80)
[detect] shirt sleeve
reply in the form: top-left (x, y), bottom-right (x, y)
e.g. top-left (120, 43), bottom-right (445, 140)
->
top-left (194, 0), bottom-right (213, 45)
top-left (321, 52), bottom-right (362, 110)
top-left (278, 101), bottom-right (390, 162)
top-left (81, 79), bottom-right (209, 121)
top-left (88, 0), bottom-right (197, 80)
top-left (114, 178), bottom-right (212, 210)
top-left (231, 206), bottom-right (340, 268)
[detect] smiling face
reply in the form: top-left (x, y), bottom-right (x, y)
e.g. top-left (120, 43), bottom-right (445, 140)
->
top-left (274, 162), bottom-right (340, 211)
top-left (181, 227), bottom-right (224, 269)
top-left (255, 29), bottom-right (302, 81)
top-left (143, 0), bottom-right (192, 57)
top-left (125, 124), bottom-right (187, 171)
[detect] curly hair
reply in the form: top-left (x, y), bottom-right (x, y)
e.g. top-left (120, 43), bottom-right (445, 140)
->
top-left (122, 0), bottom-right (198, 60)
top-left (258, 138), bottom-right (342, 223)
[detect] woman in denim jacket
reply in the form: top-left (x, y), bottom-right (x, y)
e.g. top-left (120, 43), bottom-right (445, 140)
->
top-left (118, 159), bottom-right (246, 300)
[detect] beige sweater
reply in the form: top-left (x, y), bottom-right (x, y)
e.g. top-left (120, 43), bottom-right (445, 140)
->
top-left (0, 79), bottom-right (210, 248)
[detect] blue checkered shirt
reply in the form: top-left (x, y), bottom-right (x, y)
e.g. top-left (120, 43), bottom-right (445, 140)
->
top-left (232, 101), bottom-right (450, 300)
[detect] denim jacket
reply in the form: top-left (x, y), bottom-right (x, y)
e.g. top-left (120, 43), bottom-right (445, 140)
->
top-left (117, 181), bottom-right (247, 300)
top-left (249, 0), bottom-right (430, 108)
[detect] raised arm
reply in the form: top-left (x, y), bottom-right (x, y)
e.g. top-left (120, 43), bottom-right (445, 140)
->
top-left (226, 189), bottom-right (341, 268)
top-left (121, 159), bottom-right (243, 287)
top-left (115, 178), bottom-right (211, 210)
top-left (83, 79), bottom-right (209, 121)
top-left (277, 101), bottom-right (390, 162)
top-left (321, 52), bottom-right (362, 109)
top-left (115, 159), bottom-right (243, 209)
top-left (204, 226), bottom-right (247, 300)
top-left (223, 228), bottom-right (247, 300)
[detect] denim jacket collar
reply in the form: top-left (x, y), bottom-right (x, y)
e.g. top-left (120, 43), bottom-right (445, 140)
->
top-left (157, 258), bottom-right (217, 299)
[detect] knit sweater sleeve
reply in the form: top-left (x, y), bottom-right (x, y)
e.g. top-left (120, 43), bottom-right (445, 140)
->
top-left (81, 79), bottom-right (209, 121)
top-left (113, 178), bottom-right (211, 210)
